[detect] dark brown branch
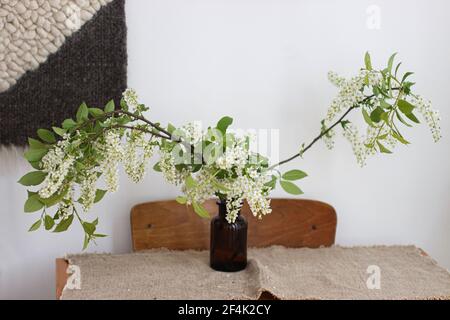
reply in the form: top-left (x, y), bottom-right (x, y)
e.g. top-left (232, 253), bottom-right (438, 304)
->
top-left (269, 87), bottom-right (406, 169)
top-left (110, 125), bottom-right (171, 140)
top-left (75, 109), bottom-right (173, 140)
top-left (271, 106), bottom-right (356, 168)
top-left (119, 110), bottom-right (174, 140)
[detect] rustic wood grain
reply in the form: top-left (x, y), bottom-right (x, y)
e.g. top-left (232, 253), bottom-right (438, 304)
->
top-left (56, 258), bottom-right (69, 300)
top-left (131, 198), bottom-right (337, 251)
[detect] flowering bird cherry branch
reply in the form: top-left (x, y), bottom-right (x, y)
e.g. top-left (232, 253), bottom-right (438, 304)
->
top-left (18, 53), bottom-right (441, 249)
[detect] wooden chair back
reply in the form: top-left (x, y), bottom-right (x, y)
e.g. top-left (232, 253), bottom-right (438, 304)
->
top-left (130, 198), bottom-right (337, 251)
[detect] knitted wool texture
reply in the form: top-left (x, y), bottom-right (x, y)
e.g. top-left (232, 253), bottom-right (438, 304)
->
top-left (0, 0), bottom-right (127, 146)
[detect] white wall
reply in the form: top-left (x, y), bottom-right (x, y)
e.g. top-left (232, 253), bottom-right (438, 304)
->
top-left (1, 0), bottom-right (449, 299)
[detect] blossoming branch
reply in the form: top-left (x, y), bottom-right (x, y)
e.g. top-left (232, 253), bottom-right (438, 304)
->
top-left (18, 53), bottom-right (441, 249)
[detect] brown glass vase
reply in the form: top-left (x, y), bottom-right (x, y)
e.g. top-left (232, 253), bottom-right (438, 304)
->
top-left (210, 200), bottom-right (248, 272)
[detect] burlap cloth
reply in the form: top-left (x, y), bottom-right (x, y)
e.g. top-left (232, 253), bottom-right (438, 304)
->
top-left (61, 245), bottom-right (450, 300)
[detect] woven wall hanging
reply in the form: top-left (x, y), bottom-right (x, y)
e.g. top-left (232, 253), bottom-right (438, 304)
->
top-left (0, 0), bottom-right (127, 146)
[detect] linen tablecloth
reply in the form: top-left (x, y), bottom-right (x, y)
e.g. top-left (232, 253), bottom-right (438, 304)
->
top-left (61, 245), bottom-right (450, 300)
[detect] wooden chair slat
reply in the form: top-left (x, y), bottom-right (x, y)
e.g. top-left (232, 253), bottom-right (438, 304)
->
top-left (131, 199), bottom-right (337, 251)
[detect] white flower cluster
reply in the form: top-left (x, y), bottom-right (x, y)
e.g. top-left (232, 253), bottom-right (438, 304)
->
top-left (322, 129), bottom-right (335, 150)
top-left (159, 150), bottom-right (188, 185)
top-left (224, 171), bottom-right (272, 223)
top-left (124, 132), bottom-right (156, 183)
top-left (33, 88), bottom-right (279, 233)
top-left (95, 130), bottom-right (124, 193)
top-left (365, 124), bottom-right (397, 151)
top-left (225, 198), bottom-right (242, 224)
top-left (365, 71), bottom-right (383, 86)
top-left (323, 69), bottom-right (442, 167)
top-left (326, 70), bottom-right (381, 122)
top-left (183, 169), bottom-right (215, 205)
top-left (58, 186), bottom-right (75, 220)
top-left (216, 136), bottom-right (250, 172)
top-left (79, 170), bottom-right (98, 212)
top-left (169, 127), bottom-right (273, 223)
top-left (326, 71), bottom-right (364, 122)
top-left (411, 95), bottom-right (442, 142)
top-left (123, 88), bottom-right (139, 111)
top-left (342, 123), bottom-right (367, 167)
top-left (177, 122), bottom-right (203, 145)
top-left (58, 202), bottom-right (73, 220)
top-left (327, 71), bottom-right (346, 87)
top-left (39, 136), bottom-right (75, 199)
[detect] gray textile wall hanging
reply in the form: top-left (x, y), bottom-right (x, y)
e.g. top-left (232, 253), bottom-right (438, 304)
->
top-left (0, 0), bottom-right (127, 146)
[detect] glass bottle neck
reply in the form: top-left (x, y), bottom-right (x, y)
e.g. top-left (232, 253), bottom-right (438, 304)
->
top-left (217, 201), bottom-right (228, 217)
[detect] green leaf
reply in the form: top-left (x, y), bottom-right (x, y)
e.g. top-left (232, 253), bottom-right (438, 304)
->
top-left (76, 103), bottom-right (89, 122)
top-left (93, 233), bottom-right (107, 238)
top-left (28, 138), bottom-right (47, 150)
top-left (391, 131), bottom-right (410, 145)
top-left (397, 99), bottom-right (415, 115)
top-left (377, 141), bottom-right (392, 154)
top-left (82, 222), bottom-right (96, 235)
top-left (62, 118), bottom-right (77, 130)
top-left (394, 62), bottom-right (402, 77)
top-left (364, 51), bottom-right (372, 70)
top-left (18, 171), bottom-right (46, 186)
top-left (89, 108), bottom-right (104, 117)
top-left (280, 180), bottom-right (303, 195)
top-left (380, 100), bottom-right (391, 109)
top-left (52, 127), bottom-right (67, 137)
top-left (83, 234), bottom-right (89, 250)
top-left (44, 215), bottom-right (55, 231)
top-left (29, 161), bottom-right (42, 170)
top-left (402, 81), bottom-right (415, 95)
top-left (120, 97), bottom-right (128, 111)
top-left (24, 194), bottom-right (44, 213)
top-left (401, 72), bottom-right (414, 83)
top-left (380, 111), bottom-right (390, 124)
top-left (282, 170), bottom-right (308, 181)
top-left (167, 123), bottom-right (176, 134)
top-left (387, 52), bottom-right (397, 73)
top-left (27, 190), bottom-right (37, 197)
top-left (153, 162), bottom-right (162, 172)
top-left (212, 179), bottom-right (230, 192)
top-left (192, 201), bottom-right (210, 219)
top-left (362, 108), bottom-right (375, 127)
top-left (185, 175), bottom-right (197, 189)
top-left (94, 189), bottom-right (107, 203)
top-left (40, 186), bottom-right (69, 208)
top-left (396, 110), bottom-right (412, 127)
top-left (340, 120), bottom-right (350, 129)
top-left (104, 100), bottom-right (115, 113)
top-left (405, 112), bottom-right (420, 124)
top-left (216, 116), bottom-right (233, 135)
top-left (53, 215), bottom-right (74, 233)
top-left (37, 129), bottom-right (56, 144)
top-left (370, 107), bottom-right (384, 123)
top-left (24, 148), bottom-right (47, 162)
top-left (28, 219), bottom-right (42, 232)
top-left (264, 175), bottom-right (277, 190)
top-left (176, 196), bottom-right (187, 204)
